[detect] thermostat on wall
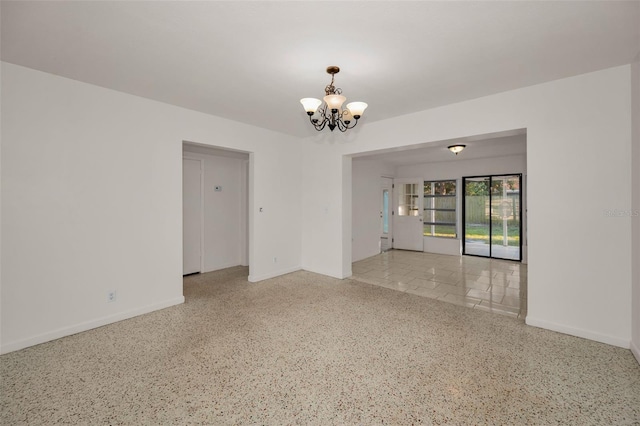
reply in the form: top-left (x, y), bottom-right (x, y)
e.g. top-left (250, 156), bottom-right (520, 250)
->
top-left (214, 185), bottom-right (222, 192)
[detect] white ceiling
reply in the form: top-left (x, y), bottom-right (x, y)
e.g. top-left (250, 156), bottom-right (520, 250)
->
top-left (353, 130), bottom-right (527, 166)
top-left (2, 1), bottom-right (639, 138)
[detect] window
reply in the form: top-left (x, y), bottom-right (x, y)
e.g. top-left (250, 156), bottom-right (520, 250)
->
top-left (398, 183), bottom-right (420, 216)
top-left (382, 189), bottom-right (389, 233)
top-left (423, 180), bottom-right (456, 238)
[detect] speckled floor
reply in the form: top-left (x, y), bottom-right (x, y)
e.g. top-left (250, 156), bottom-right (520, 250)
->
top-left (1, 266), bottom-right (639, 425)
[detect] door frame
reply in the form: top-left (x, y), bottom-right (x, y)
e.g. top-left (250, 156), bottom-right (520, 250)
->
top-left (462, 173), bottom-right (523, 262)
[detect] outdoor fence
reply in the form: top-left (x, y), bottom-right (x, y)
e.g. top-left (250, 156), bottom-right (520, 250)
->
top-left (465, 194), bottom-right (520, 225)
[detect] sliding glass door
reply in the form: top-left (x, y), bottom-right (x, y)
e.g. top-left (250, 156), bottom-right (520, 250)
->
top-left (463, 174), bottom-right (522, 261)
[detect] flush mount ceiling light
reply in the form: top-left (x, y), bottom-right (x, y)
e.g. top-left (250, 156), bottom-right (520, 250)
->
top-left (448, 144), bottom-right (466, 155)
top-left (300, 66), bottom-right (368, 132)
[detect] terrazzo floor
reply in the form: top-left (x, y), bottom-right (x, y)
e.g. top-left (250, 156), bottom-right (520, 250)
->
top-left (1, 266), bottom-right (639, 425)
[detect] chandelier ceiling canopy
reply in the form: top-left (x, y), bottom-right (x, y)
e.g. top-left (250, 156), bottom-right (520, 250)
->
top-left (300, 66), bottom-right (368, 132)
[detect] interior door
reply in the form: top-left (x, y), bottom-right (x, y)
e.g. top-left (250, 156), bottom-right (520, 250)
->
top-left (380, 177), bottom-right (393, 252)
top-left (183, 158), bottom-right (202, 275)
top-left (393, 179), bottom-right (424, 251)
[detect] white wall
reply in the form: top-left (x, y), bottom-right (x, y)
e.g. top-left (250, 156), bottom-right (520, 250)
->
top-left (302, 65), bottom-right (633, 348)
top-left (2, 60), bottom-right (636, 356)
top-left (351, 159), bottom-right (395, 262)
top-left (397, 151), bottom-right (527, 261)
top-left (631, 56), bottom-right (640, 363)
top-left (0, 62), bottom-right (303, 353)
top-left (183, 150), bottom-right (247, 273)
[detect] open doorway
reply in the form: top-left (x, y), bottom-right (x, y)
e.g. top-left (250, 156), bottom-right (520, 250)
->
top-left (182, 142), bottom-right (250, 276)
top-left (380, 177), bottom-right (393, 252)
top-left (350, 130), bottom-right (528, 319)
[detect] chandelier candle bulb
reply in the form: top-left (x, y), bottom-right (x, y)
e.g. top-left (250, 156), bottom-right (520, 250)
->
top-left (346, 101), bottom-right (368, 119)
top-left (323, 94), bottom-right (347, 112)
top-left (300, 98), bottom-right (322, 115)
top-left (300, 66), bottom-right (368, 132)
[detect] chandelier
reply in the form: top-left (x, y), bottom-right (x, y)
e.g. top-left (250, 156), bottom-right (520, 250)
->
top-left (300, 66), bottom-right (368, 132)
top-left (448, 145), bottom-right (466, 155)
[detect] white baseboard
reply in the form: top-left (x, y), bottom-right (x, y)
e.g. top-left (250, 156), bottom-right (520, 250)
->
top-left (1, 296), bottom-right (185, 355)
top-left (248, 266), bottom-right (301, 283)
top-left (526, 316), bottom-right (630, 349)
top-left (631, 340), bottom-right (640, 365)
top-left (202, 261), bottom-right (244, 273)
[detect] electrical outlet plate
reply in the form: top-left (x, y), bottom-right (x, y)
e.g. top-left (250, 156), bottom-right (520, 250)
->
top-left (107, 290), bottom-right (117, 303)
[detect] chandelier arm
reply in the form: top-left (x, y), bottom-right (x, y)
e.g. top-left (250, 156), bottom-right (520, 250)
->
top-left (336, 116), bottom-right (348, 132)
top-left (309, 114), bottom-right (327, 131)
top-left (341, 115), bottom-right (359, 132)
top-left (309, 105), bottom-right (330, 131)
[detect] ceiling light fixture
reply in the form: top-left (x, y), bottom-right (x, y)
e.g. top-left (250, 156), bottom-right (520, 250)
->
top-left (448, 145), bottom-right (466, 155)
top-left (300, 66), bottom-right (368, 132)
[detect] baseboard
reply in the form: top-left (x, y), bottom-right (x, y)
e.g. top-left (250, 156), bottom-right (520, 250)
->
top-left (526, 316), bottom-right (630, 349)
top-left (631, 340), bottom-right (640, 365)
top-left (1, 296), bottom-right (185, 354)
top-left (248, 266), bottom-right (301, 283)
top-left (203, 262), bottom-right (244, 273)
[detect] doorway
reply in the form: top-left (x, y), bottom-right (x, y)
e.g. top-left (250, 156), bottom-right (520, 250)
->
top-left (183, 158), bottom-right (203, 275)
top-left (462, 174), bottom-right (522, 261)
top-left (182, 143), bottom-right (250, 275)
top-left (380, 177), bottom-right (393, 251)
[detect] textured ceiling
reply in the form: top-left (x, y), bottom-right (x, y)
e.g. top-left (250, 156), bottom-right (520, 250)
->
top-left (2, 1), bottom-right (639, 138)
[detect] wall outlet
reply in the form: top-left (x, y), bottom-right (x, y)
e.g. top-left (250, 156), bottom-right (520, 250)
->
top-left (107, 290), bottom-right (117, 303)
top-left (273, 257), bottom-right (277, 263)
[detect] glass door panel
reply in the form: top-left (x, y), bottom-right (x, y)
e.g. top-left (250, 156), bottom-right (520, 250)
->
top-left (490, 176), bottom-right (521, 260)
top-left (464, 177), bottom-right (490, 257)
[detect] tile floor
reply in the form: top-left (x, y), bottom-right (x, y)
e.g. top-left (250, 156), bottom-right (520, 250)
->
top-left (352, 249), bottom-right (527, 319)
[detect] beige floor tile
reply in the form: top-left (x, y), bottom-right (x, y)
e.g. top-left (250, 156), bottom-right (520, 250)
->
top-left (466, 288), bottom-right (505, 303)
top-left (474, 303), bottom-right (520, 318)
top-left (430, 274), bottom-right (461, 285)
top-left (353, 250), bottom-right (527, 320)
top-left (409, 278), bottom-right (441, 290)
top-left (439, 293), bottom-right (482, 308)
top-left (387, 273), bottom-right (415, 283)
top-left (460, 280), bottom-right (492, 291)
top-left (500, 295), bottom-right (524, 308)
top-left (478, 300), bottom-right (520, 314)
top-left (405, 286), bottom-right (448, 298)
top-left (436, 283), bottom-right (469, 296)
